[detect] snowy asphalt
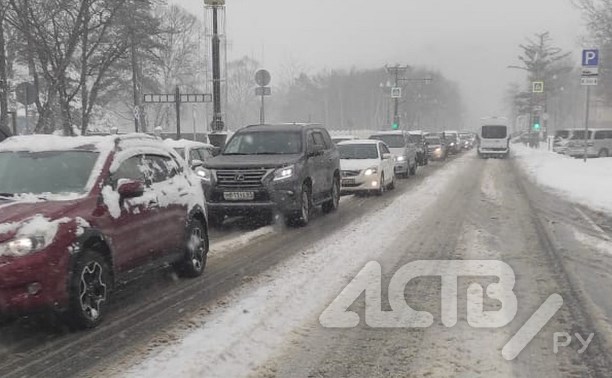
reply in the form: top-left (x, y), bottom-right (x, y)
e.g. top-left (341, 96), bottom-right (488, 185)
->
top-left (1, 151), bottom-right (612, 377)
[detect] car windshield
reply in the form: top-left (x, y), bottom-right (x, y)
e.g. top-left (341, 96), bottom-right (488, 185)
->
top-left (369, 135), bottom-right (405, 148)
top-left (481, 125), bottom-right (507, 139)
top-left (555, 130), bottom-right (571, 139)
top-left (0, 150), bottom-right (99, 196)
top-left (339, 144), bottom-right (379, 159)
top-left (426, 137), bottom-right (441, 145)
top-left (410, 135), bottom-right (423, 143)
top-left (223, 131), bottom-right (302, 155)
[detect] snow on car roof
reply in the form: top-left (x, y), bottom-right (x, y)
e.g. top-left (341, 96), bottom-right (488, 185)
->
top-left (0, 135), bottom-right (114, 152)
top-left (163, 139), bottom-right (215, 150)
top-left (337, 139), bottom-right (379, 145)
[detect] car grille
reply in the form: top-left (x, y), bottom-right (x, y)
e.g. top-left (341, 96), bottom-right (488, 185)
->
top-left (215, 169), bottom-right (268, 189)
top-left (341, 170), bottom-right (361, 177)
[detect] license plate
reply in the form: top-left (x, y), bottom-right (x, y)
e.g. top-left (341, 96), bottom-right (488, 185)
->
top-left (223, 191), bottom-right (255, 201)
top-left (342, 179), bottom-right (355, 185)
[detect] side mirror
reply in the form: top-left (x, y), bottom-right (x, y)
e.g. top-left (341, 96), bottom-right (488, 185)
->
top-left (117, 179), bottom-right (145, 199)
top-left (191, 159), bottom-right (204, 168)
top-left (308, 145), bottom-right (325, 157)
top-left (382, 153), bottom-right (392, 160)
top-left (212, 147), bottom-right (221, 157)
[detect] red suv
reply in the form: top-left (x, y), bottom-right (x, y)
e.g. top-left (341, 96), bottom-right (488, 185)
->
top-left (0, 134), bottom-right (209, 328)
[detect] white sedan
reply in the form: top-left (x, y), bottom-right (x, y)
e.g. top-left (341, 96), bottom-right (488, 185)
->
top-left (338, 139), bottom-right (396, 195)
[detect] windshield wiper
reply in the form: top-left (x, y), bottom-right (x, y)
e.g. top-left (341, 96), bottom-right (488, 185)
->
top-left (222, 153), bottom-right (250, 156)
top-left (0, 193), bottom-right (14, 198)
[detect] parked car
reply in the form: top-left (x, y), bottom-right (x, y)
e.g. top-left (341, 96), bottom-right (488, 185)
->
top-left (408, 130), bottom-right (429, 166)
top-left (552, 129), bottom-right (579, 154)
top-left (203, 123), bottom-right (341, 227)
top-left (331, 135), bottom-right (357, 145)
top-left (0, 134), bottom-right (209, 329)
top-left (566, 128), bottom-right (612, 158)
top-left (424, 135), bottom-right (448, 161)
top-left (444, 130), bottom-right (462, 154)
top-left (338, 140), bottom-right (395, 195)
top-left (368, 131), bottom-right (418, 178)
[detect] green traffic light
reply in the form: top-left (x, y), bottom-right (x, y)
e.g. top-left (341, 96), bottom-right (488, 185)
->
top-left (392, 123), bottom-right (399, 130)
top-left (533, 123), bottom-right (541, 131)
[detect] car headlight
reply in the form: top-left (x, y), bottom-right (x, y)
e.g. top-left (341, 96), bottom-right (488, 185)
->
top-left (273, 165), bottom-right (295, 181)
top-left (195, 168), bottom-right (212, 182)
top-left (364, 167), bottom-right (378, 176)
top-left (395, 156), bottom-right (406, 162)
top-left (0, 236), bottom-right (46, 257)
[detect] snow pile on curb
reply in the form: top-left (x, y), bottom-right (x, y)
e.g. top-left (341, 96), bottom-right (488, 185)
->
top-left (514, 144), bottom-right (612, 214)
top-left (120, 157), bottom-right (472, 378)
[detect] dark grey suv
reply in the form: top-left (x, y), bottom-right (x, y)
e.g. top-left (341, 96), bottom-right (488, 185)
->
top-left (203, 124), bottom-right (341, 227)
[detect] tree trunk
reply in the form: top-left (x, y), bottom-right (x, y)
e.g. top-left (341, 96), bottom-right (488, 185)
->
top-left (0, 9), bottom-right (10, 135)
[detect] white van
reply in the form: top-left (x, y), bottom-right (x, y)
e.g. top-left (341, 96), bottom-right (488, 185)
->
top-left (478, 124), bottom-right (509, 158)
top-left (566, 128), bottom-right (612, 158)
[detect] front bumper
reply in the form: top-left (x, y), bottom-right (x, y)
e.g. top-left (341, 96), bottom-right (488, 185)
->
top-left (0, 242), bottom-right (72, 315)
top-left (340, 174), bottom-right (381, 193)
top-left (427, 148), bottom-right (445, 160)
top-left (393, 160), bottom-right (409, 174)
top-left (206, 179), bottom-right (302, 216)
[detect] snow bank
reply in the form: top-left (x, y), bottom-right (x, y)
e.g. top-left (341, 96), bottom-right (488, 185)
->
top-left (119, 155), bottom-right (473, 378)
top-left (514, 145), bottom-right (612, 214)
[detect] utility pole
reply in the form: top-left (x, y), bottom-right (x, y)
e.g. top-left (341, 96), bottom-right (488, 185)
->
top-left (386, 65), bottom-right (409, 129)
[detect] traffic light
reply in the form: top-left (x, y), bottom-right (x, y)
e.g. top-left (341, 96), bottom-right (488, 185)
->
top-left (392, 123), bottom-right (399, 130)
top-left (532, 115), bottom-right (541, 131)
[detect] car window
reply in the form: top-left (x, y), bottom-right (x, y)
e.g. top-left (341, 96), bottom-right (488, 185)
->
top-left (595, 131), bottom-right (605, 140)
top-left (313, 132), bottom-right (326, 148)
top-left (189, 148), bottom-right (201, 162)
top-left (319, 129), bottom-right (334, 149)
top-left (113, 155), bottom-right (145, 187)
top-left (147, 154), bottom-right (182, 182)
top-left (198, 147), bottom-right (214, 160)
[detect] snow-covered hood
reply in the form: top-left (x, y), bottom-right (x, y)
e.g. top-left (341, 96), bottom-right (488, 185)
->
top-left (340, 159), bottom-right (380, 172)
top-left (205, 154), bottom-right (302, 170)
top-left (0, 199), bottom-right (83, 242)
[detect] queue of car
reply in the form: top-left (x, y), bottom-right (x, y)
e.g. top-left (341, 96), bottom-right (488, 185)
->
top-left (0, 124), bottom-right (473, 329)
top-left (553, 128), bottom-right (612, 158)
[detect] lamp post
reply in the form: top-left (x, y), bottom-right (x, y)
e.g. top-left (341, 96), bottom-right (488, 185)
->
top-left (205, 0), bottom-right (227, 148)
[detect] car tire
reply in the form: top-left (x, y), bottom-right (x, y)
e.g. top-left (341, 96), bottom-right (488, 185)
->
top-left (66, 250), bottom-right (111, 329)
top-left (287, 183), bottom-right (311, 227)
top-left (322, 176), bottom-right (340, 214)
top-left (409, 160), bottom-right (417, 176)
top-left (375, 173), bottom-right (385, 196)
top-left (599, 149), bottom-right (609, 158)
top-left (175, 218), bottom-right (209, 278)
top-left (388, 175), bottom-right (395, 190)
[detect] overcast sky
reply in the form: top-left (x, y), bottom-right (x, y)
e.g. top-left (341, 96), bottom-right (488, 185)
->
top-left (173, 0), bottom-right (585, 127)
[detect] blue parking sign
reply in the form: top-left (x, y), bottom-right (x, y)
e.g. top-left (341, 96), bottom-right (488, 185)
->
top-left (582, 49), bottom-right (599, 67)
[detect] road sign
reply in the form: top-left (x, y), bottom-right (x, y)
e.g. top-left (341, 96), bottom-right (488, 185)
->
top-left (582, 66), bottom-right (599, 77)
top-left (582, 49), bottom-right (599, 67)
top-left (391, 87), bottom-right (402, 98)
top-left (133, 106), bottom-right (140, 120)
top-left (532, 82), bottom-right (544, 93)
top-left (255, 69), bottom-right (271, 87)
top-left (15, 82), bottom-right (37, 105)
top-left (255, 87), bottom-right (272, 96)
top-left (581, 77), bottom-right (598, 86)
